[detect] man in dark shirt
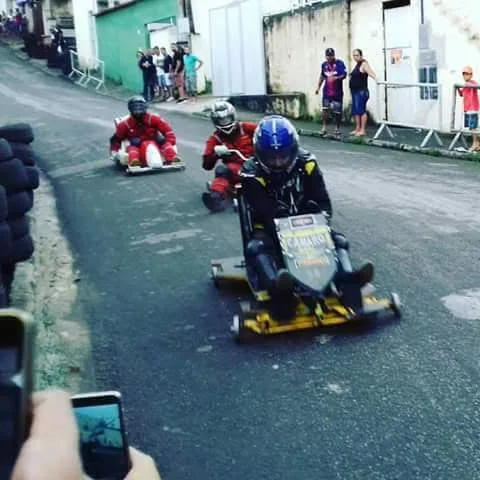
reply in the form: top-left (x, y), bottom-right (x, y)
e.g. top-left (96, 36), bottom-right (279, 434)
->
top-left (161, 46), bottom-right (174, 100)
top-left (171, 43), bottom-right (186, 103)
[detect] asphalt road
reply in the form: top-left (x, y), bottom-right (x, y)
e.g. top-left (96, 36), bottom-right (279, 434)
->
top-left (2, 46), bottom-right (480, 480)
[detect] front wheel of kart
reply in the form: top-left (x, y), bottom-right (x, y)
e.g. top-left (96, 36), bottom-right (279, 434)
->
top-left (390, 292), bottom-right (402, 319)
top-left (231, 313), bottom-right (256, 344)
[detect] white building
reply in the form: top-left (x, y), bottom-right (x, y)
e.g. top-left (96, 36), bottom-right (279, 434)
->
top-left (71, 0), bottom-right (98, 68)
top-left (190, 0), bottom-right (322, 95)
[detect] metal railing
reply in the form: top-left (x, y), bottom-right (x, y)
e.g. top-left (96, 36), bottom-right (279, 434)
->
top-left (448, 83), bottom-right (480, 150)
top-left (373, 81), bottom-right (443, 148)
top-left (68, 50), bottom-right (105, 91)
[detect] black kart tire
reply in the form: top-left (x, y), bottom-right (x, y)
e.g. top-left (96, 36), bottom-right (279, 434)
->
top-left (0, 123), bottom-right (34, 144)
top-left (7, 191), bottom-right (34, 220)
top-left (0, 138), bottom-right (13, 163)
top-left (0, 186), bottom-right (7, 222)
top-left (0, 158), bottom-right (30, 193)
top-left (9, 142), bottom-right (37, 166)
top-left (11, 233), bottom-right (34, 263)
top-left (0, 222), bottom-right (13, 263)
top-left (26, 167), bottom-right (40, 190)
top-left (8, 216), bottom-right (29, 239)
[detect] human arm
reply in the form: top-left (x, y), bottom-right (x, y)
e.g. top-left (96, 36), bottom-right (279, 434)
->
top-left (315, 64), bottom-right (325, 94)
top-left (195, 56), bottom-right (203, 71)
top-left (360, 60), bottom-right (377, 82)
top-left (302, 158), bottom-right (332, 217)
top-left (202, 134), bottom-right (220, 170)
top-left (152, 115), bottom-right (176, 145)
top-left (110, 122), bottom-right (128, 152)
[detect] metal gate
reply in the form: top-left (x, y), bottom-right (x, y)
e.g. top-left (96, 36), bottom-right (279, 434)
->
top-left (209, 0), bottom-right (266, 96)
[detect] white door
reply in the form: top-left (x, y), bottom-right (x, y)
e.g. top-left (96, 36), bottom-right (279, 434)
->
top-left (209, 0), bottom-right (266, 96)
top-left (384, 5), bottom-right (415, 125)
top-left (149, 25), bottom-right (177, 51)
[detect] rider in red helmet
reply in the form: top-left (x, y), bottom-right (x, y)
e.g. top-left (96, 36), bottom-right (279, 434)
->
top-left (202, 101), bottom-right (257, 212)
top-left (110, 96), bottom-right (177, 167)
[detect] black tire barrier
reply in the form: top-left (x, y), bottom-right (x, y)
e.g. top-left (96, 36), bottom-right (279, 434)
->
top-left (0, 186), bottom-right (7, 222)
top-left (0, 158), bottom-right (30, 194)
top-left (9, 142), bottom-right (37, 167)
top-left (0, 124), bottom-right (34, 144)
top-left (1, 263), bottom-right (15, 306)
top-left (0, 284), bottom-right (6, 308)
top-left (0, 138), bottom-right (14, 163)
top-left (7, 191), bottom-right (33, 220)
top-left (25, 167), bottom-right (40, 190)
top-left (0, 222), bottom-right (13, 264)
top-left (11, 233), bottom-right (34, 263)
top-left (8, 216), bottom-right (29, 239)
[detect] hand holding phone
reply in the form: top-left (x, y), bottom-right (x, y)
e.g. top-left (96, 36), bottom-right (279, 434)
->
top-left (72, 391), bottom-right (132, 480)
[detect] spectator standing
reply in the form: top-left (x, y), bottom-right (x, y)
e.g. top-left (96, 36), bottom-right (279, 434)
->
top-left (183, 46), bottom-right (203, 102)
top-left (457, 66), bottom-right (480, 151)
top-left (172, 43), bottom-right (187, 103)
top-left (315, 47), bottom-right (347, 137)
top-left (349, 48), bottom-right (377, 137)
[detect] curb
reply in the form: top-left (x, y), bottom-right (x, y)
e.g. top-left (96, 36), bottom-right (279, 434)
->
top-left (2, 39), bottom-right (479, 163)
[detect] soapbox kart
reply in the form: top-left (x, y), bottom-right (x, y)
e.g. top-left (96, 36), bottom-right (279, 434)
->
top-left (111, 116), bottom-right (186, 176)
top-left (210, 186), bottom-right (402, 342)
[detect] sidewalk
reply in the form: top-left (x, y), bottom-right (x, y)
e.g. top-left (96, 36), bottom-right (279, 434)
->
top-left (2, 35), bottom-right (479, 163)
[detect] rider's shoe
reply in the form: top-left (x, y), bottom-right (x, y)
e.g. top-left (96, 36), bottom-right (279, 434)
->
top-left (129, 159), bottom-right (141, 167)
top-left (275, 268), bottom-right (295, 294)
top-left (351, 261), bottom-right (374, 287)
top-left (202, 192), bottom-right (225, 213)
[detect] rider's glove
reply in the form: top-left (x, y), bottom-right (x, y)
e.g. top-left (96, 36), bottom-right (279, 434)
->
top-left (130, 137), bottom-right (142, 147)
top-left (156, 132), bottom-right (166, 146)
top-left (214, 145), bottom-right (231, 157)
top-left (110, 151), bottom-right (121, 162)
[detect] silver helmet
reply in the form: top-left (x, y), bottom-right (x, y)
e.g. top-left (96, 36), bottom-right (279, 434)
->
top-left (210, 101), bottom-right (238, 135)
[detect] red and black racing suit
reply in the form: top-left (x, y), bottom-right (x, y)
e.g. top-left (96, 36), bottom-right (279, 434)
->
top-left (202, 121), bottom-right (257, 197)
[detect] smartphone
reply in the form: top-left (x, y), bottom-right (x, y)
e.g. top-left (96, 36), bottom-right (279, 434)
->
top-left (0, 308), bottom-right (35, 479)
top-left (71, 391), bottom-right (132, 480)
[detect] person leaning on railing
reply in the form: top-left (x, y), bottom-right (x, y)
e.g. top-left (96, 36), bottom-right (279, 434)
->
top-left (457, 66), bottom-right (480, 152)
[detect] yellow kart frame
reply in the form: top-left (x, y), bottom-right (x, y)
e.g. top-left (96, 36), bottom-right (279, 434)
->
top-left (211, 187), bottom-right (402, 343)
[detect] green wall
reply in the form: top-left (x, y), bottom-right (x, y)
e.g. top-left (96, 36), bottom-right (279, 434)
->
top-left (96, 0), bottom-right (177, 92)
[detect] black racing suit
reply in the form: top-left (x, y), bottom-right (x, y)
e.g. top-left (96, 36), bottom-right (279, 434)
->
top-left (240, 149), bottom-right (356, 312)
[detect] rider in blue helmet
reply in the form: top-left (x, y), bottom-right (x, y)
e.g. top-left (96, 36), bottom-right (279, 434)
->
top-left (240, 115), bottom-right (374, 320)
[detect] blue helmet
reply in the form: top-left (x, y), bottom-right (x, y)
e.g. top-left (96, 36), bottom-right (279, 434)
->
top-left (254, 115), bottom-right (299, 174)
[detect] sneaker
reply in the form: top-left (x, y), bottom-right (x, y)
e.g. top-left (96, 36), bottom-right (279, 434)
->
top-left (202, 192), bottom-right (225, 213)
top-left (275, 268), bottom-right (295, 293)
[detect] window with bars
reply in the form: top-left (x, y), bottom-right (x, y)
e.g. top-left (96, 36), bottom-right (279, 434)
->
top-left (419, 66), bottom-right (438, 100)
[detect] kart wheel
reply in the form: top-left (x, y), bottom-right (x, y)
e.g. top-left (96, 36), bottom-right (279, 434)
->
top-left (231, 313), bottom-right (255, 344)
top-left (232, 198), bottom-right (238, 212)
top-left (211, 266), bottom-right (220, 288)
top-left (390, 292), bottom-right (402, 319)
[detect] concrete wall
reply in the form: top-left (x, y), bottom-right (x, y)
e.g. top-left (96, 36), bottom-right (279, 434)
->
top-left (264, 0), bottom-right (349, 118)
top-left (95, 0), bottom-right (177, 92)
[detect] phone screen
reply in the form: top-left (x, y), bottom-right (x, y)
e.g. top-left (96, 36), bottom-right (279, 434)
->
top-left (0, 319), bottom-right (23, 479)
top-left (72, 393), bottom-right (131, 480)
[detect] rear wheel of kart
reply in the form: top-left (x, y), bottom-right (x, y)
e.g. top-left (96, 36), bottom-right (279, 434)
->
top-left (231, 313), bottom-right (256, 344)
top-left (0, 124), bottom-right (34, 144)
top-left (390, 292), bottom-right (402, 319)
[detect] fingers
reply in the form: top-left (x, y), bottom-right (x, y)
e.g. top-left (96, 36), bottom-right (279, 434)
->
top-left (29, 389), bottom-right (79, 447)
top-left (125, 447), bottom-right (162, 480)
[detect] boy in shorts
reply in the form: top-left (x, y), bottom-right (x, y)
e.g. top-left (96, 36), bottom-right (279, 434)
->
top-left (458, 66), bottom-right (479, 151)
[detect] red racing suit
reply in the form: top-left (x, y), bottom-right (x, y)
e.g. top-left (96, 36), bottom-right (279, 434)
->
top-left (110, 113), bottom-right (177, 167)
top-left (202, 122), bottom-right (257, 196)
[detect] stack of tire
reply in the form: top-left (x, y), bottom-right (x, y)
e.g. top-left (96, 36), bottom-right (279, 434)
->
top-left (0, 123), bottom-right (40, 307)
